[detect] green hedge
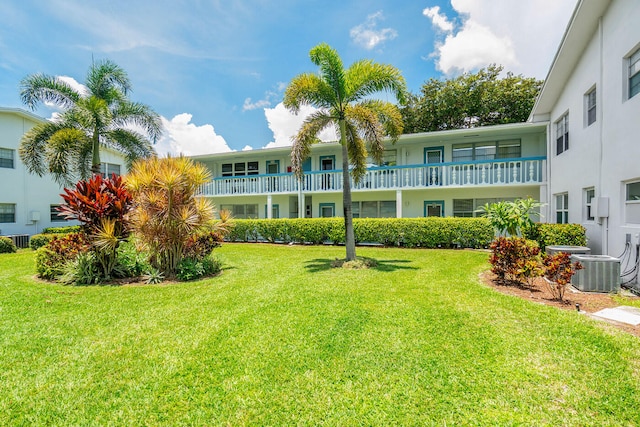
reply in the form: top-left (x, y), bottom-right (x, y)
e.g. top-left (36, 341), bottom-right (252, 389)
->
top-left (227, 217), bottom-right (493, 248)
top-left (42, 225), bottom-right (81, 234)
top-left (524, 223), bottom-right (587, 250)
top-left (29, 234), bottom-right (56, 250)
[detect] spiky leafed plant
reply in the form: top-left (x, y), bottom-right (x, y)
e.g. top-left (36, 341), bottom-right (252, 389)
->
top-left (57, 174), bottom-right (133, 279)
top-left (126, 156), bottom-right (217, 277)
top-left (283, 43), bottom-right (407, 261)
top-left (19, 59), bottom-right (162, 185)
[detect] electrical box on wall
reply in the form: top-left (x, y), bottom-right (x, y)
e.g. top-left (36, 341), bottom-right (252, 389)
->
top-left (31, 211), bottom-right (41, 222)
top-left (593, 197), bottom-right (609, 218)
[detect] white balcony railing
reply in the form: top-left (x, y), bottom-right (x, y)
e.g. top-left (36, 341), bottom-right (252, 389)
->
top-left (199, 156), bottom-right (546, 197)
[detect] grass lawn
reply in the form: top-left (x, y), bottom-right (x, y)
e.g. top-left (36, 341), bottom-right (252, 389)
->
top-left (1, 243), bottom-right (640, 426)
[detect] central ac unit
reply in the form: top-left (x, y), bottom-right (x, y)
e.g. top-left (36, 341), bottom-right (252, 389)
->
top-left (570, 255), bottom-right (621, 293)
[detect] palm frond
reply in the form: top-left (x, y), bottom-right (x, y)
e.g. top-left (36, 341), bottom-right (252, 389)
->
top-left (19, 121), bottom-right (64, 177)
top-left (111, 101), bottom-right (163, 141)
top-left (283, 73), bottom-right (336, 112)
top-left (345, 60), bottom-right (408, 105)
top-left (309, 43), bottom-right (346, 103)
top-left (104, 128), bottom-right (156, 169)
top-left (343, 122), bottom-right (368, 184)
top-left (86, 59), bottom-right (131, 99)
top-left (45, 128), bottom-right (90, 185)
top-left (290, 110), bottom-right (334, 179)
top-left (20, 73), bottom-right (81, 110)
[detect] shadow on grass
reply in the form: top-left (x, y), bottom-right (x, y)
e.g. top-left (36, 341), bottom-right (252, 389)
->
top-left (304, 258), bottom-right (417, 273)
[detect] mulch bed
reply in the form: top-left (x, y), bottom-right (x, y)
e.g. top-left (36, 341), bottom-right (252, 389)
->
top-left (480, 271), bottom-right (640, 337)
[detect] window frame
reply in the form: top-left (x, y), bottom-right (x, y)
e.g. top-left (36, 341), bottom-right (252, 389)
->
top-left (50, 204), bottom-right (68, 222)
top-left (585, 87), bottom-right (596, 126)
top-left (584, 188), bottom-right (595, 222)
top-left (351, 200), bottom-right (396, 218)
top-left (628, 47), bottom-right (640, 99)
top-left (555, 113), bottom-right (569, 155)
top-left (100, 162), bottom-right (121, 178)
top-left (555, 193), bottom-right (569, 224)
top-left (451, 140), bottom-right (521, 163)
top-left (424, 200), bottom-right (444, 217)
top-left (0, 203), bottom-right (16, 223)
top-left (0, 147), bottom-right (14, 169)
top-left (319, 203), bottom-right (335, 218)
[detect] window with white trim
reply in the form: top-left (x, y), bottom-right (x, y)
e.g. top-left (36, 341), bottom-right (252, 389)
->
top-left (629, 47), bottom-right (640, 99)
top-left (585, 87), bottom-right (596, 126)
top-left (0, 203), bottom-right (16, 223)
top-left (221, 161), bottom-right (259, 177)
top-left (625, 181), bottom-right (640, 224)
top-left (50, 205), bottom-right (68, 222)
top-left (584, 188), bottom-right (595, 222)
top-left (451, 140), bottom-right (521, 162)
top-left (0, 148), bottom-right (14, 168)
top-left (555, 114), bottom-right (569, 155)
top-left (100, 163), bottom-right (121, 178)
top-left (555, 193), bottom-right (569, 224)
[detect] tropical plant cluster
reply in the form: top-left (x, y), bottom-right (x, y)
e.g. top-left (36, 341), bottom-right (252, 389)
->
top-left (489, 237), bottom-right (583, 301)
top-left (33, 157), bottom-right (231, 285)
top-left (227, 217), bottom-right (494, 248)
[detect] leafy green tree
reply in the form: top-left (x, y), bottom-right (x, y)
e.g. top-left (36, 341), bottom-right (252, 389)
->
top-left (19, 59), bottom-right (161, 185)
top-left (401, 65), bottom-right (542, 133)
top-left (283, 43), bottom-right (407, 261)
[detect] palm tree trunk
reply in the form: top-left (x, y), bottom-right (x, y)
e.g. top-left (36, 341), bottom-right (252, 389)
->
top-left (339, 119), bottom-right (356, 261)
top-left (91, 130), bottom-right (101, 176)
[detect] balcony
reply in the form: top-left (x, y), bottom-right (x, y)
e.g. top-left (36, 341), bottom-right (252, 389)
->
top-left (199, 156), bottom-right (546, 197)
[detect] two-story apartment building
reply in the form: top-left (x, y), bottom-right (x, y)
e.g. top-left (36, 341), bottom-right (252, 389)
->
top-left (530, 0), bottom-right (640, 257)
top-left (0, 107), bottom-right (124, 240)
top-left (194, 122), bottom-right (547, 221)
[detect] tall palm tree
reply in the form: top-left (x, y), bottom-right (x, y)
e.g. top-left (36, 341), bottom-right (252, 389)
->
top-left (283, 43), bottom-right (407, 261)
top-left (19, 59), bottom-right (162, 185)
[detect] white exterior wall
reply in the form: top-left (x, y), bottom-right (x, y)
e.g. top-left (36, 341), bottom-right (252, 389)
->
top-left (543, 0), bottom-right (640, 256)
top-left (0, 109), bottom-right (127, 237)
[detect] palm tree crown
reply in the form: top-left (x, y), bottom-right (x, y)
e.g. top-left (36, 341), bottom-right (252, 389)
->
top-left (283, 43), bottom-right (407, 260)
top-left (19, 59), bottom-right (162, 185)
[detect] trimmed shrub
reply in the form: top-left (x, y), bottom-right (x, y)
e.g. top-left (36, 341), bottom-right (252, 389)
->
top-left (42, 225), bottom-right (81, 234)
top-left (524, 223), bottom-right (587, 251)
top-left (0, 236), bottom-right (17, 253)
top-left (489, 236), bottom-right (541, 283)
top-left (226, 217), bottom-right (493, 248)
top-left (34, 233), bottom-right (91, 280)
top-left (176, 254), bottom-right (222, 281)
top-left (29, 234), bottom-right (55, 251)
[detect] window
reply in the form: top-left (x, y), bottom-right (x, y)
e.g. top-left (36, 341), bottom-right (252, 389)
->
top-left (50, 205), bottom-right (68, 222)
top-left (319, 203), bottom-right (335, 218)
top-left (100, 163), bottom-right (121, 178)
top-left (626, 181), bottom-right (640, 201)
top-left (585, 87), bottom-right (596, 126)
top-left (352, 201), bottom-right (396, 218)
top-left (555, 193), bottom-right (569, 224)
top-left (629, 47), bottom-right (640, 99)
top-left (367, 149), bottom-right (397, 167)
top-left (451, 140), bottom-right (521, 162)
top-left (555, 114), bottom-right (569, 155)
top-left (453, 198), bottom-right (515, 218)
top-left (0, 148), bottom-right (14, 168)
top-left (219, 204), bottom-right (258, 219)
top-left (0, 204), bottom-right (16, 223)
top-left (221, 161), bottom-right (259, 177)
top-left (264, 204), bottom-right (280, 219)
top-left (584, 188), bottom-right (595, 222)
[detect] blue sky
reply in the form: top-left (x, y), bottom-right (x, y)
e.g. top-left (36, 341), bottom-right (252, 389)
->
top-left (0, 0), bottom-right (577, 154)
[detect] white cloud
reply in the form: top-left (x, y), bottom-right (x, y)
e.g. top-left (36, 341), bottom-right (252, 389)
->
top-left (262, 103), bottom-right (338, 149)
top-left (350, 11), bottom-right (398, 50)
top-left (243, 97), bottom-right (271, 111)
top-left (425, 0), bottom-right (576, 78)
top-left (155, 113), bottom-right (232, 156)
top-left (241, 145), bottom-right (253, 151)
top-left (423, 6), bottom-right (454, 33)
top-left (57, 75), bottom-right (89, 96)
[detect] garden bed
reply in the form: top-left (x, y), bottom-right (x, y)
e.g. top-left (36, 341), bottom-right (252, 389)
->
top-left (481, 271), bottom-right (640, 337)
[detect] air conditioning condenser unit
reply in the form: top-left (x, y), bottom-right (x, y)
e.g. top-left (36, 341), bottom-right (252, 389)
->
top-left (570, 255), bottom-right (620, 293)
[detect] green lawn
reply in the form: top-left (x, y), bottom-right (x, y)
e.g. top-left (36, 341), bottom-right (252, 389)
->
top-left (1, 244), bottom-right (639, 426)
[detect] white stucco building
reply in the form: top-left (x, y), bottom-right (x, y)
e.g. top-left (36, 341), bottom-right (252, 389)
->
top-left (530, 0), bottom-right (640, 258)
top-left (0, 107), bottom-right (124, 243)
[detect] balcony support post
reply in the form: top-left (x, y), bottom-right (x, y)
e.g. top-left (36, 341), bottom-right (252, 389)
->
top-left (396, 190), bottom-right (403, 218)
